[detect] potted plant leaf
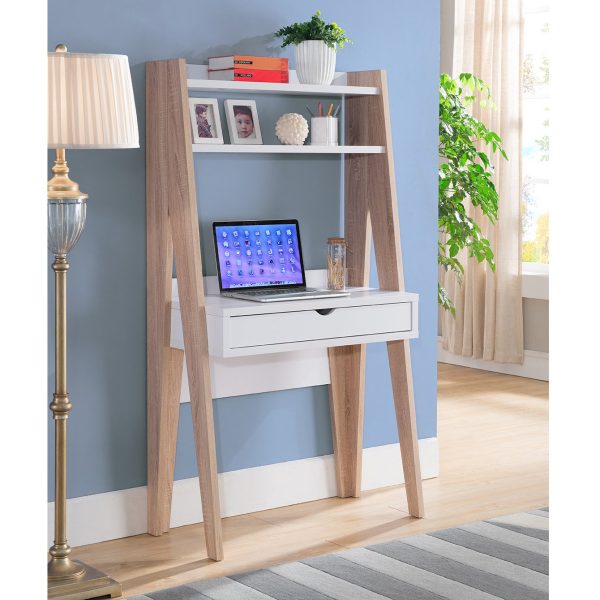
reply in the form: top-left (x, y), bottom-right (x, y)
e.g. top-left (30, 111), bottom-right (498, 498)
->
top-left (275, 10), bottom-right (351, 85)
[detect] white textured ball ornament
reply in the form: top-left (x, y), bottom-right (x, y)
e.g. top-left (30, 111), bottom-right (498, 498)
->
top-left (275, 113), bottom-right (309, 145)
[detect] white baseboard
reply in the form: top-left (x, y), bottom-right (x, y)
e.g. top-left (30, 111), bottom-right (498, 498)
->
top-left (48, 438), bottom-right (438, 548)
top-left (437, 337), bottom-right (549, 381)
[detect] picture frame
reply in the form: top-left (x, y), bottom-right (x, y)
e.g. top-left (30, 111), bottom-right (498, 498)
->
top-left (188, 98), bottom-right (224, 144)
top-left (224, 99), bottom-right (262, 144)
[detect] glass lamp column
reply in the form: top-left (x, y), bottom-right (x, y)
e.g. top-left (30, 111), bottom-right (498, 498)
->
top-left (47, 149), bottom-right (121, 599)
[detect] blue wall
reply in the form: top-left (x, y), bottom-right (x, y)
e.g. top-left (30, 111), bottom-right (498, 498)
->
top-left (48, 0), bottom-right (439, 500)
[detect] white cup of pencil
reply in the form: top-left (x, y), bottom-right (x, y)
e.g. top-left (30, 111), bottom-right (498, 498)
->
top-left (307, 102), bottom-right (340, 146)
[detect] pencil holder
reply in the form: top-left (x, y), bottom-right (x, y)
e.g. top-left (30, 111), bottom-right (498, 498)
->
top-left (311, 116), bottom-right (338, 146)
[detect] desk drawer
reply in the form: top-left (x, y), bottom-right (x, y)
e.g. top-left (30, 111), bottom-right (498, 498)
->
top-left (229, 302), bottom-right (412, 349)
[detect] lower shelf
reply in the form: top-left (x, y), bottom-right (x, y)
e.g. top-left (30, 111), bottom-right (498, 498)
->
top-left (171, 287), bottom-right (419, 358)
top-left (191, 144), bottom-right (385, 154)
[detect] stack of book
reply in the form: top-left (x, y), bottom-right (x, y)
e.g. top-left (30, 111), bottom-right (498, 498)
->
top-left (208, 55), bottom-right (289, 83)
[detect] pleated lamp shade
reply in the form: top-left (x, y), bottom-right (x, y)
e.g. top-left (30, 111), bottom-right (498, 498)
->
top-left (48, 51), bottom-right (139, 149)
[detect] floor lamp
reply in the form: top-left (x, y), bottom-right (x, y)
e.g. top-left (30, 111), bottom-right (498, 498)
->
top-left (47, 44), bottom-right (139, 600)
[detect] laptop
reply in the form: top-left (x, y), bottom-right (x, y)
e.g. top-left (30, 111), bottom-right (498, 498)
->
top-left (213, 219), bottom-right (350, 302)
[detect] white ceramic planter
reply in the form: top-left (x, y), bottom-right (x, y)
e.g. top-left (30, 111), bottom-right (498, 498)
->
top-left (295, 40), bottom-right (336, 85)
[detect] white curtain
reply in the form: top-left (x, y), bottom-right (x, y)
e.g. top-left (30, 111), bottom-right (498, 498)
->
top-left (441, 0), bottom-right (524, 363)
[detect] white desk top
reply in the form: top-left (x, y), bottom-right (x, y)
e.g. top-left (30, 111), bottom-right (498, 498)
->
top-left (172, 288), bottom-right (418, 317)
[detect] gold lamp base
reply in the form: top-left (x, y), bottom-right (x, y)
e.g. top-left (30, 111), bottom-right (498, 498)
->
top-left (48, 561), bottom-right (121, 600)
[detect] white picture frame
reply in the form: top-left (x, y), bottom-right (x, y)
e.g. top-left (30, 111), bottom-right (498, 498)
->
top-left (224, 99), bottom-right (262, 144)
top-left (188, 98), bottom-right (224, 144)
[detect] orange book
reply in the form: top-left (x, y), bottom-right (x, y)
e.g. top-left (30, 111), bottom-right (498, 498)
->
top-left (208, 55), bottom-right (288, 72)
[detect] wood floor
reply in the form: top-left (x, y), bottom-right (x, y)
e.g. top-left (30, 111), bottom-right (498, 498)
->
top-left (74, 364), bottom-right (548, 598)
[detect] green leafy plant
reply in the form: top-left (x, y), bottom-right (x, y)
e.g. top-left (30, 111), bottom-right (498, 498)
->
top-left (439, 73), bottom-right (508, 314)
top-left (275, 10), bottom-right (351, 49)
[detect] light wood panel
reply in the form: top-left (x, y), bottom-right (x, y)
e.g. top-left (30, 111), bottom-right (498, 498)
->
top-left (146, 59), bottom-right (223, 560)
top-left (331, 70), bottom-right (424, 517)
top-left (146, 60), bottom-right (178, 537)
top-left (73, 365), bottom-right (548, 598)
top-left (326, 88), bottom-right (373, 499)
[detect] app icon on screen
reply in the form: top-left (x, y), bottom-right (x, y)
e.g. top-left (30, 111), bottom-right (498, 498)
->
top-left (246, 249), bottom-right (252, 256)
top-left (266, 239), bottom-right (272, 245)
top-left (235, 250), bottom-right (241, 256)
top-left (245, 240), bottom-right (250, 246)
top-left (288, 247), bottom-right (294, 253)
top-left (281, 267), bottom-right (286, 273)
top-left (234, 241), bottom-right (240, 247)
top-left (238, 269), bottom-right (243, 276)
top-left (236, 259), bottom-right (242, 266)
top-left (277, 239), bottom-right (282, 245)
top-left (224, 250), bottom-right (230, 257)
top-left (249, 270), bottom-right (254, 276)
top-left (232, 230), bottom-right (239, 238)
top-left (290, 256), bottom-right (295, 263)
top-left (287, 238), bottom-right (293, 245)
top-left (226, 270), bottom-right (232, 277)
top-left (258, 259), bottom-right (264, 265)
top-left (257, 249), bottom-right (263, 255)
top-left (279, 257), bottom-right (285, 264)
top-left (244, 230), bottom-right (250, 237)
top-left (276, 230), bottom-right (281, 236)
top-left (247, 259), bottom-right (253, 265)
top-left (265, 229), bottom-right (270, 236)
top-left (255, 231), bottom-right (260, 236)
top-left (223, 241), bottom-right (229, 247)
top-left (267, 248), bottom-right (273, 255)
top-left (259, 268), bottom-right (265, 274)
top-left (269, 258), bottom-right (274, 265)
top-left (286, 229), bottom-right (292, 236)
top-left (291, 265), bottom-right (296, 272)
top-left (255, 240), bottom-right (261, 246)
top-left (225, 260), bottom-right (231, 266)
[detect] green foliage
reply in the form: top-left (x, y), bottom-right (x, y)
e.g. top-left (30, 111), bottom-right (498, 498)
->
top-left (439, 73), bottom-right (508, 313)
top-left (275, 10), bottom-right (351, 49)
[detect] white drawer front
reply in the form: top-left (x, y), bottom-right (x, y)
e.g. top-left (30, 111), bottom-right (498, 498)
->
top-left (229, 302), bottom-right (412, 349)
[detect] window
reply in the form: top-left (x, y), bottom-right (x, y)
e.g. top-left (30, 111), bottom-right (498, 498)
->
top-left (521, 0), bottom-right (550, 266)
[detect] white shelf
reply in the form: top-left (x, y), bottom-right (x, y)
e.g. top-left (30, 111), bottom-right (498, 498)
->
top-left (187, 78), bottom-right (379, 96)
top-left (186, 65), bottom-right (380, 96)
top-left (192, 144), bottom-right (384, 154)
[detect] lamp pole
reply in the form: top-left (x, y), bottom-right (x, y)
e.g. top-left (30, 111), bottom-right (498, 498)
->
top-left (47, 42), bottom-right (137, 599)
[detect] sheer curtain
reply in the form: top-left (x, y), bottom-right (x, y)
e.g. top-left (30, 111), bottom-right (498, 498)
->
top-left (441, 0), bottom-right (524, 363)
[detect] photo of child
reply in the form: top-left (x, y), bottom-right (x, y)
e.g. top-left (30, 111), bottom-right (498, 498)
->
top-left (233, 106), bottom-right (255, 139)
top-left (195, 104), bottom-right (214, 138)
top-left (225, 99), bottom-right (262, 145)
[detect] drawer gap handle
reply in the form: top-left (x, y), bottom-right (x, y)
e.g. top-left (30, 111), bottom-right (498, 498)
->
top-left (315, 308), bottom-right (335, 316)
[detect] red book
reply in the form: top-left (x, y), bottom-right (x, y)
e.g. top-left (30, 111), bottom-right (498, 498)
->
top-left (208, 55), bottom-right (289, 71)
top-left (208, 68), bottom-right (289, 83)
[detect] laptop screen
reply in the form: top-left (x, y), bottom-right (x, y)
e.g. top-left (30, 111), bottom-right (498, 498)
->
top-left (213, 220), bottom-right (306, 291)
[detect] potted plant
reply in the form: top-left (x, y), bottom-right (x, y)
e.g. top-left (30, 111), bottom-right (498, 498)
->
top-left (275, 10), bottom-right (351, 85)
top-left (438, 72), bottom-right (508, 314)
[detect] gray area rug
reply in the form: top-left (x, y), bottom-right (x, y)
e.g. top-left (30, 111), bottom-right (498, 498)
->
top-left (129, 508), bottom-right (549, 600)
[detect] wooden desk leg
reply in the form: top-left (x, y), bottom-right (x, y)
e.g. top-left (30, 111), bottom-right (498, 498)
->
top-left (328, 344), bottom-right (366, 498)
top-left (388, 339), bottom-right (425, 517)
top-left (187, 320), bottom-right (224, 561)
top-left (147, 348), bottom-right (183, 535)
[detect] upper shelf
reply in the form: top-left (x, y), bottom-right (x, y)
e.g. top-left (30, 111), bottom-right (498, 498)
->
top-left (192, 144), bottom-right (384, 154)
top-left (186, 65), bottom-right (380, 97)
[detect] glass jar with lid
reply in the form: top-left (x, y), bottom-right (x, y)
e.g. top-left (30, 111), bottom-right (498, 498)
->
top-left (327, 237), bottom-right (347, 290)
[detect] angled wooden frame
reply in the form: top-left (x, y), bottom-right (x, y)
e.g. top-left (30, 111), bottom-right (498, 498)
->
top-left (146, 61), bottom-right (424, 562)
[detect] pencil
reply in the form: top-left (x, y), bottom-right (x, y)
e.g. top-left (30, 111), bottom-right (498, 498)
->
top-left (305, 104), bottom-right (314, 117)
top-left (333, 104), bottom-right (341, 117)
top-left (318, 101), bottom-right (322, 117)
top-left (327, 103), bottom-right (333, 117)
